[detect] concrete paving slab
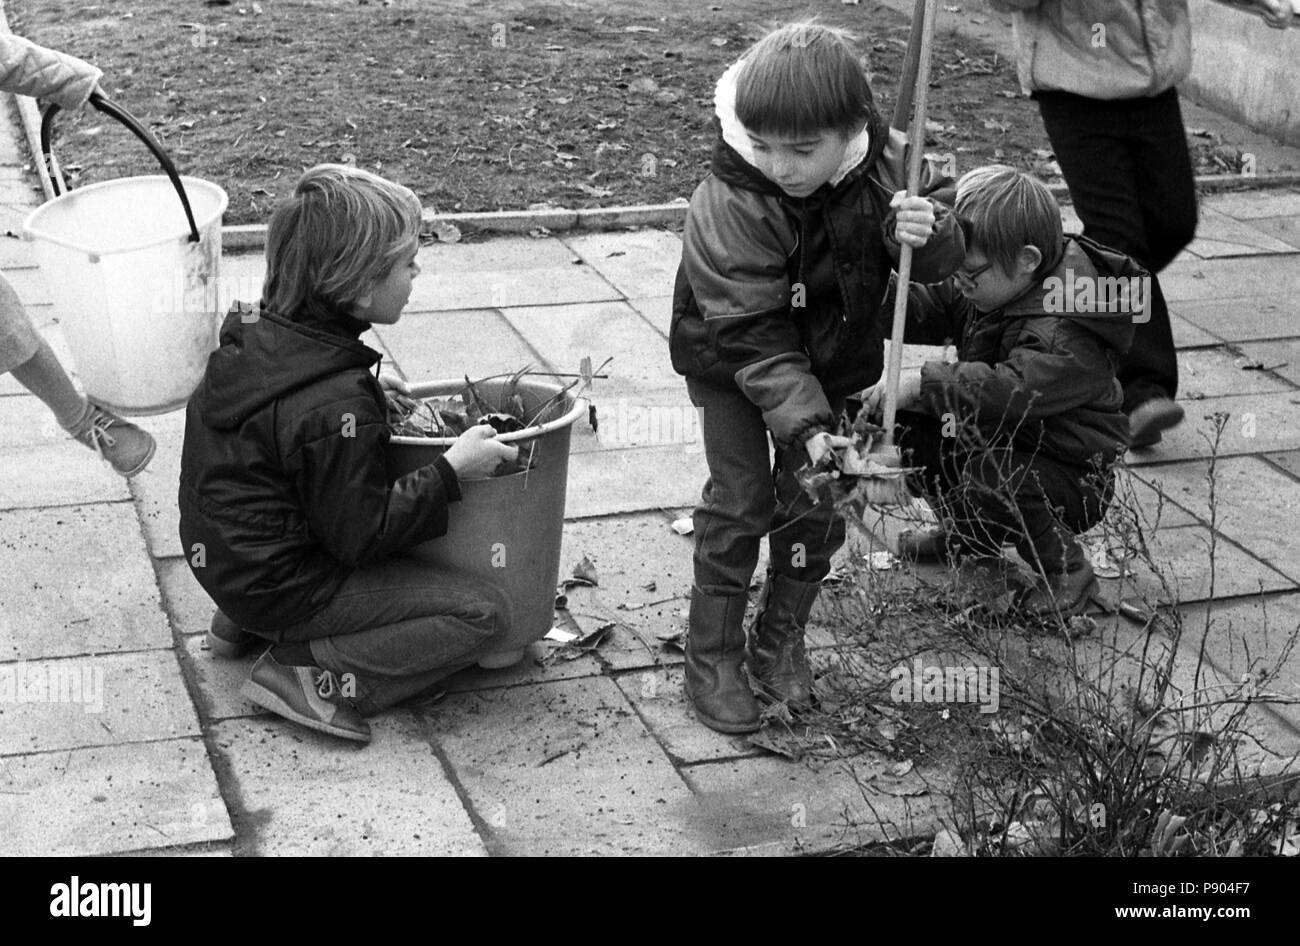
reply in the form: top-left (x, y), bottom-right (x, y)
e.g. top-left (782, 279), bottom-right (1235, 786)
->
top-left (614, 666), bottom-right (765, 765)
top-left (0, 324), bottom-right (75, 397)
top-left (1162, 258), bottom-right (1300, 304)
top-left (210, 253), bottom-right (265, 310)
top-left (406, 264), bottom-right (621, 312)
top-left (562, 229), bottom-right (682, 299)
top-left (0, 392), bottom-right (68, 447)
top-left (1265, 450), bottom-right (1300, 480)
top-left (129, 427), bottom-right (184, 559)
top-left (681, 753), bottom-right (946, 853)
top-left (1169, 295), bottom-right (1300, 342)
top-left (565, 444), bottom-right (708, 518)
top-left (422, 675), bottom-right (709, 855)
top-left (1176, 592), bottom-right (1300, 748)
top-left (371, 308), bottom-right (546, 383)
top-left (562, 585), bottom-right (689, 674)
top-left (1237, 338), bottom-right (1300, 387)
top-left (1207, 190), bottom-right (1300, 220)
top-left (0, 231), bottom-right (37, 268)
top-left (559, 511), bottom-right (694, 608)
top-left (1177, 346), bottom-right (1295, 399)
top-left (155, 556), bottom-right (215, 639)
top-left (626, 294), bottom-right (671, 337)
top-left (177, 634), bottom-right (263, 724)
top-left (21, 301), bottom-right (55, 332)
top-left (1133, 457), bottom-right (1300, 584)
top-left (499, 301), bottom-right (680, 393)
top-left (438, 639), bottom-right (604, 694)
top-left (1094, 523), bottom-right (1294, 608)
top-left (0, 442), bottom-right (129, 508)
top-left (209, 715), bottom-right (486, 856)
top-left (3, 265), bottom-right (49, 306)
top-left (1170, 312), bottom-right (1222, 348)
top-left (0, 737), bottom-right (232, 856)
top-left (0, 650), bottom-right (199, 755)
top-left (1120, 469), bottom-right (1200, 529)
top-left (0, 503), bottom-right (172, 661)
top-left (1183, 207), bottom-right (1299, 258)
top-left (1243, 215), bottom-right (1300, 251)
top-left (1124, 392), bottom-right (1300, 465)
top-left (420, 236), bottom-right (581, 273)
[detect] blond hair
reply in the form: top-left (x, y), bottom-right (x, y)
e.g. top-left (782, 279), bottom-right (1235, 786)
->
top-left (262, 164), bottom-right (422, 321)
top-left (955, 165), bottom-right (1062, 277)
top-left (735, 21), bottom-right (876, 139)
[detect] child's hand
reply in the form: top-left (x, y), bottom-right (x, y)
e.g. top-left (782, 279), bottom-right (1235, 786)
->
top-left (862, 369), bottom-right (925, 417)
top-left (805, 431), bottom-right (854, 465)
top-left (890, 192), bottom-right (937, 248)
top-left (442, 423), bottom-right (519, 479)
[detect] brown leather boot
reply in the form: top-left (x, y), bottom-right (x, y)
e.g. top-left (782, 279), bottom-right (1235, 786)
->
top-left (746, 572), bottom-right (818, 709)
top-left (683, 587), bottom-right (760, 734)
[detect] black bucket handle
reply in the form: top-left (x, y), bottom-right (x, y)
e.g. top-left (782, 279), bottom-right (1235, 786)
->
top-left (41, 92), bottom-right (202, 243)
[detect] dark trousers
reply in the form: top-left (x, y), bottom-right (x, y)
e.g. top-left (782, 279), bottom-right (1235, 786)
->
top-left (897, 411), bottom-right (1111, 575)
top-left (687, 378), bottom-right (847, 594)
top-left (1036, 88), bottom-right (1198, 411)
top-left (275, 558), bottom-right (511, 716)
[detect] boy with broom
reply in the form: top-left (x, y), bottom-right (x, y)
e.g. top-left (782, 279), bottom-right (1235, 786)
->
top-left (669, 21), bottom-right (965, 733)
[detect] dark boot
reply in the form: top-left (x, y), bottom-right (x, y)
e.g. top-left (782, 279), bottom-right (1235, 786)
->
top-left (684, 587), bottom-right (760, 734)
top-left (746, 572), bottom-right (818, 709)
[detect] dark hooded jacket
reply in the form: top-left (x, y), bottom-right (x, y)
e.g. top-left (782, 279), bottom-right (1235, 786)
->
top-left (669, 78), bottom-right (965, 448)
top-left (178, 302), bottom-right (461, 633)
top-left (893, 234), bottom-right (1140, 466)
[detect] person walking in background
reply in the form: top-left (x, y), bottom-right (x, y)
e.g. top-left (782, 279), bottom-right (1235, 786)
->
top-left (990, 0), bottom-right (1293, 447)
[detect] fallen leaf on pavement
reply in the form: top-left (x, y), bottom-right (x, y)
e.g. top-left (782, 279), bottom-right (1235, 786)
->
top-left (564, 555), bottom-right (599, 589)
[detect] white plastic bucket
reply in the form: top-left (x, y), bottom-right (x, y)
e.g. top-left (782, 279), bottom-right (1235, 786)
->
top-left (23, 175), bottom-right (229, 415)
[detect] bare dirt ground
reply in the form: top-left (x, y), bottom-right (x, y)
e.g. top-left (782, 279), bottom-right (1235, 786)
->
top-left (11, 0), bottom-right (1262, 224)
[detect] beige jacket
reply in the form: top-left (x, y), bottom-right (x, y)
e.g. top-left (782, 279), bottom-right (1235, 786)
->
top-left (0, 33), bottom-right (101, 110)
top-left (990, 0), bottom-right (1192, 98)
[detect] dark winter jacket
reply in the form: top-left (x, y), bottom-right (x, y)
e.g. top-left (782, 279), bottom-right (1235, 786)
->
top-left (669, 61), bottom-right (966, 448)
top-left (178, 302), bottom-right (461, 633)
top-left (893, 234), bottom-right (1141, 466)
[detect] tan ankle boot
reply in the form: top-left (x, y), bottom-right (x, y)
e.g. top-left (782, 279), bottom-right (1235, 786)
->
top-left (64, 401), bottom-right (156, 477)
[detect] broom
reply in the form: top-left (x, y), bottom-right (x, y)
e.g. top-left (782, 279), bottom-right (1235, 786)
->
top-left (862, 0), bottom-right (941, 507)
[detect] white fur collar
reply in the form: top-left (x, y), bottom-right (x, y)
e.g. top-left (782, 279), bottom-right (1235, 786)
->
top-left (714, 58), bottom-right (872, 189)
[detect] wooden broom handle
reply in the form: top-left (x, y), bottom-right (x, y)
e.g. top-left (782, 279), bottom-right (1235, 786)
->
top-left (882, 0), bottom-right (940, 446)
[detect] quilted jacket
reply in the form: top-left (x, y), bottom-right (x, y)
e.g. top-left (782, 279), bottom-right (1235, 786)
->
top-left (670, 60), bottom-right (965, 448)
top-left (0, 34), bottom-right (101, 109)
top-left (990, 0), bottom-right (1192, 99)
top-left (889, 234), bottom-right (1141, 466)
top-left (178, 302), bottom-right (462, 634)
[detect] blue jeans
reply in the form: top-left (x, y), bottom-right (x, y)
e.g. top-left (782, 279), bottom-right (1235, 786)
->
top-left (274, 557), bottom-right (512, 716)
top-left (686, 378), bottom-right (847, 595)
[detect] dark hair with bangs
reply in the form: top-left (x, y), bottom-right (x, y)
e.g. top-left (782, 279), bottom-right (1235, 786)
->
top-left (955, 165), bottom-right (1063, 278)
top-left (734, 21), bottom-right (875, 139)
